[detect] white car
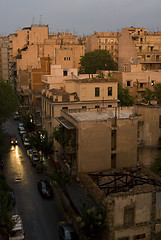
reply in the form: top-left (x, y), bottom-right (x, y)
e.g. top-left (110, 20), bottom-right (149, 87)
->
top-left (9, 215), bottom-right (24, 240)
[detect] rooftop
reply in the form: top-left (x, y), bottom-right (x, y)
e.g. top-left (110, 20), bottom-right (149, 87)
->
top-left (65, 107), bottom-right (134, 122)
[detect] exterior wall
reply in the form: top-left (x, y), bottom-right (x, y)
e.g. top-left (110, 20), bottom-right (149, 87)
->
top-left (118, 28), bottom-right (138, 72)
top-left (29, 25), bottom-right (48, 45)
top-left (12, 30), bottom-right (28, 57)
top-left (116, 118), bottom-right (138, 168)
top-left (77, 120), bottom-right (111, 172)
top-left (113, 192), bottom-right (152, 240)
top-left (135, 105), bottom-right (161, 147)
top-left (72, 81), bottom-right (118, 102)
top-left (1, 46), bottom-right (9, 80)
top-left (17, 45), bottom-right (39, 70)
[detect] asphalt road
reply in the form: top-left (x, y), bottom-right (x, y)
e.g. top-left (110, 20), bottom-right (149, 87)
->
top-left (3, 118), bottom-right (65, 240)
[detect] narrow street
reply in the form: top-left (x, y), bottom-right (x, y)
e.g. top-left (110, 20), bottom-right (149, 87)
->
top-left (3, 118), bottom-right (65, 240)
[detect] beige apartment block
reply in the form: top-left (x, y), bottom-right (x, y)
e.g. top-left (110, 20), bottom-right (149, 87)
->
top-left (55, 107), bottom-right (138, 173)
top-left (86, 31), bottom-right (119, 62)
top-left (118, 26), bottom-right (161, 71)
top-left (0, 38), bottom-right (9, 81)
top-left (111, 64), bottom-right (161, 103)
top-left (41, 75), bottom-right (118, 135)
top-left (12, 25), bottom-right (49, 57)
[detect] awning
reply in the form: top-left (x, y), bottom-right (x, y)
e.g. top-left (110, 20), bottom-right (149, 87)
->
top-left (55, 116), bottom-right (76, 130)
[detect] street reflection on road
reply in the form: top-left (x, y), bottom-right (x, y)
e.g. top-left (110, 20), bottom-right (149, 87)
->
top-left (9, 145), bottom-right (24, 180)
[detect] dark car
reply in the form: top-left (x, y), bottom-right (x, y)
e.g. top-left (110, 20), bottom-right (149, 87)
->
top-left (58, 223), bottom-right (79, 240)
top-left (10, 136), bottom-right (18, 145)
top-left (31, 154), bottom-right (40, 166)
top-left (37, 179), bottom-right (53, 198)
top-left (9, 189), bottom-right (16, 206)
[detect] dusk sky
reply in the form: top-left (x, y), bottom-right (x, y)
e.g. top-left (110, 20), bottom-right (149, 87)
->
top-left (0, 0), bottom-right (161, 36)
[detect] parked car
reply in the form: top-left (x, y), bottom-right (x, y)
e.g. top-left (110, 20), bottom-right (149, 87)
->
top-left (31, 154), bottom-right (40, 166)
top-left (58, 222), bottom-right (79, 240)
top-left (37, 179), bottom-right (53, 198)
top-left (10, 136), bottom-right (18, 145)
top-left (23, 138), bottom-right (30, 148)
top-left (18, 123), bottom-right (24, 131)
top-left (27, 149), bottom-right (34, 159)
top-left (9, 215), bottom-right (24, 240)
top-left (13, 111), bottom-right (20, 120)
top-left (9, 189), bottom-right (16, 206)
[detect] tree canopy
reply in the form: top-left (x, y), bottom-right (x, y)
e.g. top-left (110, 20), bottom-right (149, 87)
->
top-left (79, 49), bottom-right (118, 74)
top-left (118, 85), bottom-right (134, 106)
top-left (0, 80), bottom-right (19, 125)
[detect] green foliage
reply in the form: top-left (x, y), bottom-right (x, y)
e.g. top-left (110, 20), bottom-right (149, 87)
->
top-left (154, 83), bottom-right (161, 105)
top-left (22, 114), bottom-right (36, 133)
top-left (29, 130), bottom-right (53, 157)
top-left (77, 203), bottom-right (107, 239)
top-left (51, 168), bottom-right (71, 190)
top-left (0, 173), bottom-right (14, 236)
top-left (53, 126), bottom-right (70, 148)
top-left (0, 127), bottom-right (10, 161)
top-left (151, 155), bottom-right (161, 176)
top-left (79, 49), bottom-right (118, 74)
top-left (0, 80), bottom-right (19, 125)
top-left (141, 88), bottom-right (154, 104)
top-left (118, 84), bottom-right (134, 106)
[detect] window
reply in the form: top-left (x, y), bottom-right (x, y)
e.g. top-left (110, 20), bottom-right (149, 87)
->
top-left (63, 70), bottom-right (67, 76)
top-left (108, 105), bottom-right (112, 108)
top-left (139, 46), bottom-right (142, 52)
top-left (62, 107), bottom-right (68, 110)
top-left (159, 116), bottom-right (161, 128)
top-left (118, 238), bottom-right (129, 240)
top-left (82, 106), bottom-right (87, 109)
top-left (133, 234), bottom-right (146, 239)
top-left (111, 154), bottom-right (116, 168)
top-left (64, 57), bottom-right (66, 61)
top-left (126, 81), bottom-right (131, 87)
top-left (108, 87), bottom-right (112, 96)
top-left (147, 55), bottom-right (150, 58)
top-left (156, 55), bottom-right (159, 61)
top-left (140, 83), bottom-right (143, 88)
top-left (95, 87), bottom-right (100, 97)
top-left (151, 80), bottom-right (155, 86)
top-left (124, 205), bottom-right (135, 226)
top-left (95, 105), bottom-right (100, 108)
top-left (111, 130), bottom-right (116, 150)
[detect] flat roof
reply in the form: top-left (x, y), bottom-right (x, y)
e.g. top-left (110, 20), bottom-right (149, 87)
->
top-left (56, 116), bottom-right (76, 129)
top-left (67, 109), bottom-right (134, 122)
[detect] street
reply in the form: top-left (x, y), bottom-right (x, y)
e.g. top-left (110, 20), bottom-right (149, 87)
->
top-left (3, 118), bottom-right (65, 240)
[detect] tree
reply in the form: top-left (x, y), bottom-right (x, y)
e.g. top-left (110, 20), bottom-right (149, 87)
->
top-left (77, 203), bottom-right (107, 240)
top-left (22, 114), bottom-right (36, 133)
top-left (29, 131), bottom-right (53, 157)
top-left (79, 49), bottom-right (118, 74)
top-left (141, 88), bottom-right (154, 104)
top-left (0, 80), bottom-right (19, 125)
top-left (118, 85), bottom-right (134, 106)
top-left (0, 173), bottom-right (14, 237)
top-left (151, 155), bottom-right (161, 176)
top-left (154, 83), bottom-right (161, 105)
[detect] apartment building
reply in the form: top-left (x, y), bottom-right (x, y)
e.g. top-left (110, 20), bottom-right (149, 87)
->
top-left (111, 64), bottom-right (161, 103)
top-left (86, 31), bottom-right (119, 62)
top-left (54, 107), bottom-right (138, 174)
top-left (0, 37), bottom-right (9, 81)
top-left (41, 66), bottom-right (118, 136)
top-left (118, 27), bottom-right (161, 71)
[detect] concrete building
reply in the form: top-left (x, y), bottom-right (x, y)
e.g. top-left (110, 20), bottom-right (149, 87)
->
top-left (41, 65), bottom-right (118, 135)
top-left (55, 107), bottom-right (139, 174)
top-left (111, 64), bottom-right (161, 103)
top-left (118, 27), bottom-right (161, 71)
top-left (86, 31), bottom-right (119, 62)
top-left (0, 37), bottom-right (9, 81)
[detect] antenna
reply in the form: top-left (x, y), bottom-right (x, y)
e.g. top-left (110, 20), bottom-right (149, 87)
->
top-left (32, 16), bottom-right (35, 26)
top-left (39, 14), bottom-right (42, 26)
